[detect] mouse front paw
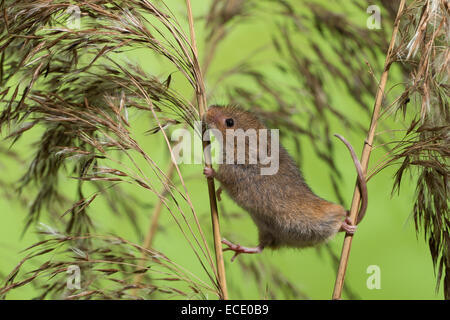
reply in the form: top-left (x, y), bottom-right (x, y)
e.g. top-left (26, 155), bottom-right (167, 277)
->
top-left (203, 166), bottom-right (216, 178)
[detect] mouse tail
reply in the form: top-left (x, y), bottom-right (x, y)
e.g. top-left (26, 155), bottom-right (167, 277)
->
top-left (334, 134), bottom-right (368, 225)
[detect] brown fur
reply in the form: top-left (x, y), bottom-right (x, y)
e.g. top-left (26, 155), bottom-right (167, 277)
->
top-left (205, 105), bottom-right (347, 249)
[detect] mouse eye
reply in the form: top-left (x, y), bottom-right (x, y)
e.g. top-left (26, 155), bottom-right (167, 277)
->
top-left (225, 118), bottom-right (234, 127)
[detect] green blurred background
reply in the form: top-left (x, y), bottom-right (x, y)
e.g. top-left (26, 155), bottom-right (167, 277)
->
top-left (0, 0), bottom-right (440, 299)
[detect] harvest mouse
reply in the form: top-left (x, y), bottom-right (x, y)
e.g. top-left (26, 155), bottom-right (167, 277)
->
top-left (203, 105), bottom-right (368, 261)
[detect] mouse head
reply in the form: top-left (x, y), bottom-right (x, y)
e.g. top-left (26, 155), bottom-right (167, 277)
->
top-left (204, 105), bottom-right (266, 134)
top-left (204, 105), bottom-right (279, 172)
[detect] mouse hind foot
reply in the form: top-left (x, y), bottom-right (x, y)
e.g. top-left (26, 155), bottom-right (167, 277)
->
top-left (221, 238), bottom-right (263, 262)
top-left (339, 217), bottom-right (357, 235)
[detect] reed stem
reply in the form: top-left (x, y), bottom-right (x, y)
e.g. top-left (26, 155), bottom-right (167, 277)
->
top-left (134, 1), bottom-right (230, 299)
top-left (332, 0), bottom-right (406, 300)
top-left (185, 0), bottom-right (228, 300)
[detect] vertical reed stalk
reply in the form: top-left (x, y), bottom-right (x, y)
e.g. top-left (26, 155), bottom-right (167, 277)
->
top-left (185, 0), bottom-right (228, 300)
top-left (134, 1), bottom-right (231, 297)
top-left (332, 0), bottom-right (406, 300)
